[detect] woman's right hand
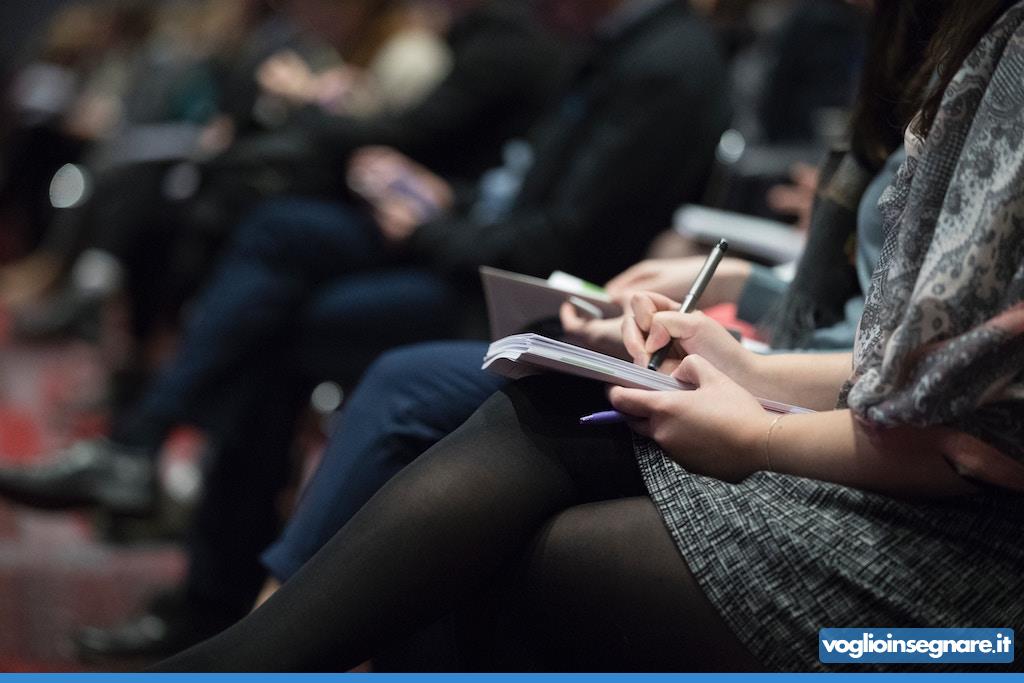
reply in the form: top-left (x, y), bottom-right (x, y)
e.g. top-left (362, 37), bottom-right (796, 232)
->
top-left (622, 291), bottom-right (759, 385)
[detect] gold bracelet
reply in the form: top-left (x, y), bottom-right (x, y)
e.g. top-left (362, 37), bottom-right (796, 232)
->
top-left (764, 414), bottom-right (786, 473)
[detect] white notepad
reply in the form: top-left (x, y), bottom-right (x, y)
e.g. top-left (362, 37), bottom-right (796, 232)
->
top-left (483, 333), bottom-right (813, 415)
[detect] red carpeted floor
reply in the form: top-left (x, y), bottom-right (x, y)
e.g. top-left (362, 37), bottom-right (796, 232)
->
top-left (0, 319), bottom-right (189, 672)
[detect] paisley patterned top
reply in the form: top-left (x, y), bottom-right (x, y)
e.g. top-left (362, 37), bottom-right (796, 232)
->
top-left (841, 2), bottom-right (1024, 491)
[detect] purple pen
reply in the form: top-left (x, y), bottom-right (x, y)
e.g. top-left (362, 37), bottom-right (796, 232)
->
top-left (579, 410), bottom-right (628, 425)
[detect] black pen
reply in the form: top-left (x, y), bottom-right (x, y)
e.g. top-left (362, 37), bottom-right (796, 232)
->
top-left (647, 239), bottom-right (729, 371)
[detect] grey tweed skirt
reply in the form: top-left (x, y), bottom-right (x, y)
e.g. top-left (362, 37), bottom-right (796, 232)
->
top-left (633, 437), bottom-right (1024, 672)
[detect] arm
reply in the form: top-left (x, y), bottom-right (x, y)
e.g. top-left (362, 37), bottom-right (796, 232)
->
top-left (742, 352), bottom-right (853, 412)
top-left (295, 12), bottom-right (553, 169)
top-left (609, 356), bottom-right (978, 500)
top-left (410, 70), bottom-right (723, 277)
top-left (605, 257), bottom-right (754, 307)
top-left (346, 147), bottom-right (454, 242)
top-left (763, 409), bottom-right (977, 498)
top-left (626, 291), bottom-right (850, 411)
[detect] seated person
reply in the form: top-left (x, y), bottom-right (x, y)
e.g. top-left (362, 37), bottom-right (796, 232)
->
top-left (0, 1), bottom-right (159, 256)
top-left (154, 1), bottom-right (1024, 670)
top-left (6, 0), bottom-right (562, 345)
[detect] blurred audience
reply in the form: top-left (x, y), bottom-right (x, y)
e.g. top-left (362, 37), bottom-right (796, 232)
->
top-left (4, 0), bottom-right (561, 409)
top-left (0, 0), bottom-right (287, 309)
top-left (0, 0), bottom-right (733, 661)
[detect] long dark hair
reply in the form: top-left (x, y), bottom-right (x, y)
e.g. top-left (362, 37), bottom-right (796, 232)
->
top-left (848, 0), bottom-right (944, 169)
top-left (768, 0), bottom-right (1014, 348)
top-left (849, 0), bottom-right (1012, 170)
top-left (914, 0), bottom-right (1014, 136)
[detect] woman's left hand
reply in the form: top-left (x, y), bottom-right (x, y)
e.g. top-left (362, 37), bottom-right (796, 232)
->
top-left (608, 355), bottom-right (773, 482)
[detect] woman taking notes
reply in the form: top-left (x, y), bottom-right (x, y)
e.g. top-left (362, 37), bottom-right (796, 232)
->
top-left (156, 0), bottom-right (1024, 671)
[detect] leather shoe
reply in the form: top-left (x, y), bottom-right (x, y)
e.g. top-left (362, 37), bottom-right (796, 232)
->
top-left (0, 438), bottom-right (156, 516)
top-left (75, 590), bottom-right (241, 662)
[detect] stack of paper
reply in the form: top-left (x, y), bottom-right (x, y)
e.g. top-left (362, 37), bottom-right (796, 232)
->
top-left (483, 333), bottom-right (813, 415)
top-left (674, 205), bottom-right (805, 265)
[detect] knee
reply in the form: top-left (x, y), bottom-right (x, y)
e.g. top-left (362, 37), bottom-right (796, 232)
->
top-left (503, 375), bottom-right (606, 413)
top-left (360, 344), bottom-right (451, 396)
top-left (358, 343), bottom-right (493, 433)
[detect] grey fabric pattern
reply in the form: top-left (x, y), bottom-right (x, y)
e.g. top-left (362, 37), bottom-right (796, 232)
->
top-left (634, 436), bottom-right (1024, 672)
top-left (633, 3), bottom-right (1024, 671)
top-left (843, 4), bottom-right (1024, 458)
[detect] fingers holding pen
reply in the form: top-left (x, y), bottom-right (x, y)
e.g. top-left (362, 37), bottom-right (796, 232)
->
top-left (630, 291), bottom-right (682, 332)
top-left (623, 291), bottom-right (681, 365)
top-left (644, 310), bottom-right (707, 355)
top-left (670, 354), bottom-right (725, 387)
top-left (621, 313), bottom-right (649, 365)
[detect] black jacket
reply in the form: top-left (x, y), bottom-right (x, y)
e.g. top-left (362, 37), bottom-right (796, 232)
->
top-left (409, 1), bottom-right (733, 284)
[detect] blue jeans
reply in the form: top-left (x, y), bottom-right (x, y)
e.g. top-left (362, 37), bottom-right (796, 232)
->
top-left (118, 197), bottom-right (459, 443)
top-left (261, 341), bottom-right (507, 581)
top-left (117, 197), bottom-right (463, 612)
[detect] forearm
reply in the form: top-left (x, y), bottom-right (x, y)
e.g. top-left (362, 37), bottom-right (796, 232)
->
top-left (757, 410), bottom-right (977, 499)
top-left (740, 352), bottom-right (852, 411)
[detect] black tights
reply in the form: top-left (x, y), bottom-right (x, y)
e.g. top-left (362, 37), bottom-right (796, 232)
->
top-left (154, 377), bottom-right (759, 672)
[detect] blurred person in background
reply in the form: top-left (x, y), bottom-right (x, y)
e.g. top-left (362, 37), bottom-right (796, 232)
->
top-left (0, 0), bottom-right (286, 310)
top-left (257, 0), bottom-right (455, 119)
top-left (643, 0), bottom-right (867, 257)
top-left (1, 0), bottom-right (558, 381)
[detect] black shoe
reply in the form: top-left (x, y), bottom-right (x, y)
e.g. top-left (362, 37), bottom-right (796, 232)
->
top-left (75, 590), bottom-right (241, 662)
top-left (0, 438), bottom-right (156, 516)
